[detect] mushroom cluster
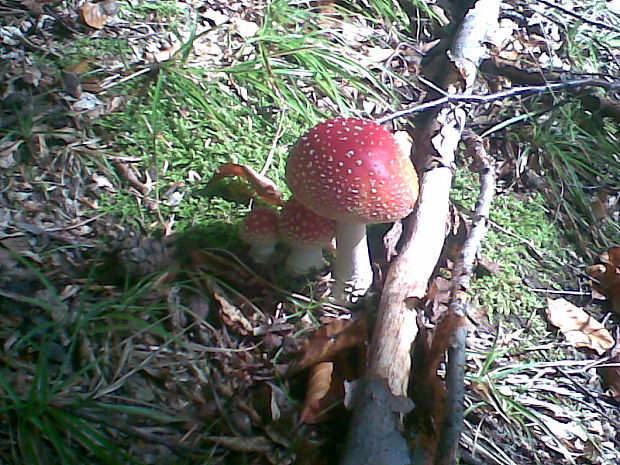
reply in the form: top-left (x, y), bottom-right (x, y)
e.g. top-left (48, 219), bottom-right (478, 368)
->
top-left (238, 117), bottom-right (419, 303)
top-left (239, 207), bottom-right (279, 264)
top-left (279, 198), bottom-right (336, 274)
top-left (285, 117), bottom-right (419, 302)
top-left (239, 199), bottom-right (335, 273)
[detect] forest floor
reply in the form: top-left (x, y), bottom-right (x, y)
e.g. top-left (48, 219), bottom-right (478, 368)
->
top-left (1, 0), bottom-right (620, 464)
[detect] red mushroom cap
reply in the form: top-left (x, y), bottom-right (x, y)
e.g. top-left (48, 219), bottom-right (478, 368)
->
top-left (239, 207), bottom-right (279, 245)
top-left (285, 117), bottom-right (419, 223)
top-left (280, 198), bottom-right (336, 249)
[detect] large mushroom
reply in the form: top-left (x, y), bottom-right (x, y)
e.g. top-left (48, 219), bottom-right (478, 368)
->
top-left (239, 207), bottom-right (279, 264)
top-left (279, 197), bottom-right (336, 275)
top-left (285, 117), bottom-right (419, 302)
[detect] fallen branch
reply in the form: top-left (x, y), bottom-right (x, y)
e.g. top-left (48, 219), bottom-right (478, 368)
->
top-left (340, 1), bottom-right (501, 463)
top-left (479, 59), bottom-right (620, 123)
top-left (376, 78), bottom-right (620, 124)
top-left (434, 132), bottom-right (496, 464)
top-left (536, 0), bottom-right (620, 33)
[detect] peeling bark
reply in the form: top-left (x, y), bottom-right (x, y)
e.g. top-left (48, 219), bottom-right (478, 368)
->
top-left (340, 1), bottom-right (501, 464)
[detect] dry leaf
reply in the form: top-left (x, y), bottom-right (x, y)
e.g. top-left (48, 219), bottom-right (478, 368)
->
top-left (587, 247), bottom-right (620, 314)
top-left (232, 18), bottom-right (260, 38)
top-left (20, 0), bottom-right (56, 13)
top-left (288, 317), bottom-right (367, 375)
top-left (299, 361), bottom-right (337, 424)
top-left (598, 353), bottom-right (620, 401)
top-left (410, 311), bottom-right (465, 449)
top-left (207, 279), bottom-right (254, 336)
top-left (79, 0), bottom-right (119, 29)
top-left (210, 163), bottom-right (283, 206)
top-left (545, 298), bottom-right (614, 355)
top-left (0, 140), bottom-right (22, 169)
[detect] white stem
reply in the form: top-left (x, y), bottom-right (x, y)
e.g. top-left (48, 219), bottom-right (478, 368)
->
top-left (285, 248), bottom-right (327, 275)
top-left (249, 242), bottom-right (276, 264)
top-left (332, 222), bottom-right (373, 304)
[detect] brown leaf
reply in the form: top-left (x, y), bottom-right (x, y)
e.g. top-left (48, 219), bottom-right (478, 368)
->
top-left (598, 353), bottom-right (620, 401)
top-left (79, 0), bottom-right (118, 29)
top-left (410, 311), bottom-right (465, 452)
top-left (604, 246), bottom-right (620, 268)
top-left (206, 278), bottom-right (254, 336)
top-left (587, 255), bottom-right (620, 315)
top-left (0, 140), bottom-right (22, 169)
top-left (288, 317), bottom-right (367, 375)
top-left (20, 0), bottom-right (56, 13)
top-left (69, 59), bottom-right (90, 75)
top-left (545, 298), bottom-right (614, 355)
top-left (299, 361), bottom-right (337, 424)
top-left (210, 163), bottom-right (283, 206)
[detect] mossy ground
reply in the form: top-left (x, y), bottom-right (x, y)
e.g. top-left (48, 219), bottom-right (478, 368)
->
top-left (3, 0), bottom-right (619, 463)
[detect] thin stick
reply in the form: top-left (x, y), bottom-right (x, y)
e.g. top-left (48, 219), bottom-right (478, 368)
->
top-left (260, 110), bottom-right (287, 176)
top-left (536, 0), bottom-right (620, 33)
top-left (376, 78), bottom-right (619, 124)
top-left (436, 132), bottom-right (497, 464)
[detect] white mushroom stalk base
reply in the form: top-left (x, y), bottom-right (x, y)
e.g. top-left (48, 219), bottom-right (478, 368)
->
top-left (249, 242), bottom-right (276, 264)
top-left (331, 222), bottom-right (373, 304)
top-left (285, 248), bottom-right (327, 275)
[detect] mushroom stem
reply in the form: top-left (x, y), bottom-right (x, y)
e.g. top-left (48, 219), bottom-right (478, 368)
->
top-left (332, 222), bottom-right (373, 303)
top-left (285, 248), bottom-right (327, 275)
top-left (249, 242), bottom-right (276, 264)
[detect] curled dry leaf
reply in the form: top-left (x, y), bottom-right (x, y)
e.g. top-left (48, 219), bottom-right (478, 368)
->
top-left (299, 361), bottom-right (336, 424)
top-left (0, 140), bottom-right (22, 169)
top-left (210, 163), bottom-right (283, 206)
top-left (288, 317), bottom-right (367, 375)
top-left (410, 311), bottom-right (465, 447)
top-left (598, 353), bottom-right (620, 401)
top-left (587, 246), bottom-right (620, 314)
top-left (206, 278), bottom-right (254, 336)
top-left (545, 298), bottom-right (614, 355)
top-left (79, 0), bottom-right (119, 30)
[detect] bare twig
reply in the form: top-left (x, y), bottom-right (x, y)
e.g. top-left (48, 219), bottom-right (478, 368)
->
top-left (341, 1), bottom-right (501, 464)
top-left (259, 110), bottom-right (287, 176)
top-left (376, 78), bottom-right (620, 124)
top-left (535, 0), bottom-right (620, 33)
top-left (528, 288), bottom-right (591, 296)
top-left (435, 132), bottom-right (496, 465)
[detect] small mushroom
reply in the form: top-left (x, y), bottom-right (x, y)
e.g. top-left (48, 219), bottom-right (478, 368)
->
top-left (239, 207), bottom-right (279, 263)
top-left (279, 197), bottom-right (336, 275)
top-left (285, 117), bottom-right (419, 302)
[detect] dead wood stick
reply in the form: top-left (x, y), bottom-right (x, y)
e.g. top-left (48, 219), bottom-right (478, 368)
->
top-left (536, 0), bottom-right (620, 33)
top-left (435, 133), bottom-right (496, 465)
top-left (339, 1), bottom-right (501, 464)
top-left (369, 0), bottom-right (501, 398)
top-left (376, 77), bottom-right (619, 124)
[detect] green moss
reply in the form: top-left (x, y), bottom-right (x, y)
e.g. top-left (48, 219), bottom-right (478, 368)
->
top-left (452, 168), bottom-right (572, 333)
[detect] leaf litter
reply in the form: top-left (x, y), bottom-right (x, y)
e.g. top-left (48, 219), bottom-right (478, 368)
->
top-left (1, 0), bottom-right (620, 464)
